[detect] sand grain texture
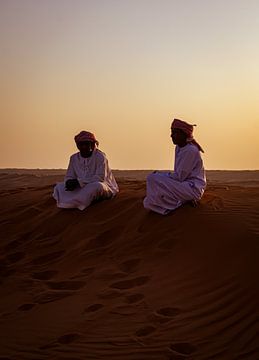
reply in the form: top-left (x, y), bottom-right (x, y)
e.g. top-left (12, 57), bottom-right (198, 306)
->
top-left (0, 171), bottom-right (258, 360)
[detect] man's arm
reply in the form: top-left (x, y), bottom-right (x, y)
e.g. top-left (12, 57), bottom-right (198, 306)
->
top-left (172, 149), bottom-right (198, 182)
top-left (64, 156), bottom-right (77, 181)
top-left (64, 156), bottom-right (80, 191)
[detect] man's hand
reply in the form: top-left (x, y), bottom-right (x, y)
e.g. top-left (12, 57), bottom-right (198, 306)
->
top-left (65, 179), bottom-right (80, 191)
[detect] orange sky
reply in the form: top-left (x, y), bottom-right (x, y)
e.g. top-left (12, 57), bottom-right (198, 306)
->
top-left (1, 0), bottom-right (259, 170)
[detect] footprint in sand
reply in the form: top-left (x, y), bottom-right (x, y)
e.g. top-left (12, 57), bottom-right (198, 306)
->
top-left (46, 280), bottom-right (85, 290)
top-left (98, 289), bottom-right (123, 299)
top-left (4, 239), bottom-right (23, 251)
top-left (125, 293), bottom-right (145, 304)
top-left (157, 307), bottom-right (180, 317)
top-left (84, 304), bottom-right (104, 313)
top-left (0, 264), bottom-right (15, 279)
top-left (18, 303), bottom-right (36, 311)
top-left (119, 259), bottom-right (141, 273)
top-left (154, 307), bottom-right (181, 324)
top-left (110, 276), bottom-right (150, 290)
top-left (8, 232), bottom-right (33, 247)
top-left (111, 305), bottom-right (138, 316)
top-left (39, 333), bottom-right (80, 350)
top-left (95, 270), bottom-right (126, 281)
top-left (70, 267), bottom-right (95, 279)
top-left (6, 251), bottom-right (25, 263)
top-left (35, 291), bottom-right (73, 304)
top-left (32, 270), bottom-right (58, 280)
top-left (170, 342), bottom-right (197, 356)
top-left (84, 229), bottom-right (116, 251)
top-left (57, 333), bottom-right (80, 344)
top-left (135, 325), bottom-right (156, 337)
top-left (31, 250), bottom-right (65, 265)
top-left (0, 312), bottom-right (13, 319)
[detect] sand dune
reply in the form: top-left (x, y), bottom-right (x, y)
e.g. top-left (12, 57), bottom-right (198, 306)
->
top-left (0, 171), bottom-right (258, 360)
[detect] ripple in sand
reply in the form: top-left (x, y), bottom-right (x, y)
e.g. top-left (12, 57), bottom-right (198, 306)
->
top-left (4, 239), bottom-right (23, 251)
top-left (135, 325), bottom-right (156, 337)
top-left (84, 304), bottom-right (104, 312)
top-left (157, 307), bottom-right (181, 317)
top-left (81, 267), bottom-right (95, 275)
top-left (110, 276), bottom-right (150, 290)
top-left (158, 239), bottom-right (176, 250)
top-left (31, 250), bottom-right (65, 265)
top-left (39, 343), bottom-right (58, 350)
top-left (168, 354), bottom-right (187, 359)
top-left (0, 264), bottom-right (16, 278)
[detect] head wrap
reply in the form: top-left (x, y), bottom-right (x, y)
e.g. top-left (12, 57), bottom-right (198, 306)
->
top-left (171, 118), bottom-right (204, 153)
top-left (74, 131), bottom-right (99, 146)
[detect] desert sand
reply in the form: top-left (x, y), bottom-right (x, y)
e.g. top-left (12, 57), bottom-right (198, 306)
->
top-left (0, 170), bottom-right (258, 360)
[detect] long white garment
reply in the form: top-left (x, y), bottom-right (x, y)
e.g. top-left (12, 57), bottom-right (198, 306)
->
top-left (53, 149), bottom-right (119, 210)
top-left (143, 143), bottom-right (206, 215)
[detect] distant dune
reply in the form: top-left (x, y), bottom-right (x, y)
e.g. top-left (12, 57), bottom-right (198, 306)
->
top-left (0, 170), bottom-right (258, 359)
top-left (1, 168), bottom-right (259, 183)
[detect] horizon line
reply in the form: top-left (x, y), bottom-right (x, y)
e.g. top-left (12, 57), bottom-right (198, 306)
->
top-left (1, 168), bottom-right (259, 172)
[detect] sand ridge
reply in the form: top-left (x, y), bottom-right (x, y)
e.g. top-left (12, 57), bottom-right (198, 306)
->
top-left (0, 172), bottom-right (258, 359)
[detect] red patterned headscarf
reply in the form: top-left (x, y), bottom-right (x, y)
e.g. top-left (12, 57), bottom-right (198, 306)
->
top-left (74, 131), bottom-right (99, 146)
top-left (171, 119), bottom-right (204, 153)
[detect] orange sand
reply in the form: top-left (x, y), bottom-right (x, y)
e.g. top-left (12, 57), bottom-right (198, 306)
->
top-left (0, 170), bottom-right (258, 360)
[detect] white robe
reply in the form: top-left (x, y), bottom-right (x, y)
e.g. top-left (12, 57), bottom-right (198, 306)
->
top-left (143, 143), bottom-right (206, 215)
top-left (53, 149), bottom-right (119, 210)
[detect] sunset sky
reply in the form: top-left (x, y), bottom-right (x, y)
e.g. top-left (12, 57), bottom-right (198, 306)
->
top-left (1, 0), bottom-right (259, 170)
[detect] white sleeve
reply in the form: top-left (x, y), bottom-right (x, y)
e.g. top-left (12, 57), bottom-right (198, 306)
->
top-left (88, 155), bottom-right (106, 183)
top-left (64, 156), bottom-right (77, 181)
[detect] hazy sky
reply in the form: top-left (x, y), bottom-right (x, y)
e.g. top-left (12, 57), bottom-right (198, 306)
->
top-left (1, 0), bottom-right (259, 169)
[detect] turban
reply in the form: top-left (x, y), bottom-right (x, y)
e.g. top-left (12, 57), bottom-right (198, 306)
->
top-left (171, 118), bottom-right (195, 138)
top-left (171, 118), bottom-right (204, 153)
top-left (74, 131), bottom-right (99, 146)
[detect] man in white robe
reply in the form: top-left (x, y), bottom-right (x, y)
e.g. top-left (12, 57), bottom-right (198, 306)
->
top-left (53, 131), bottom-right (119, 211)
top-left (143, 119), bottom-right (206, 215)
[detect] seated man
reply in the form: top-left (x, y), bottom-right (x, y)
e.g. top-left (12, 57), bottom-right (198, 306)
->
top-left (53, 131), bottom-right (119, 210)
top-left (143, 118), bottom-right (206, 215)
